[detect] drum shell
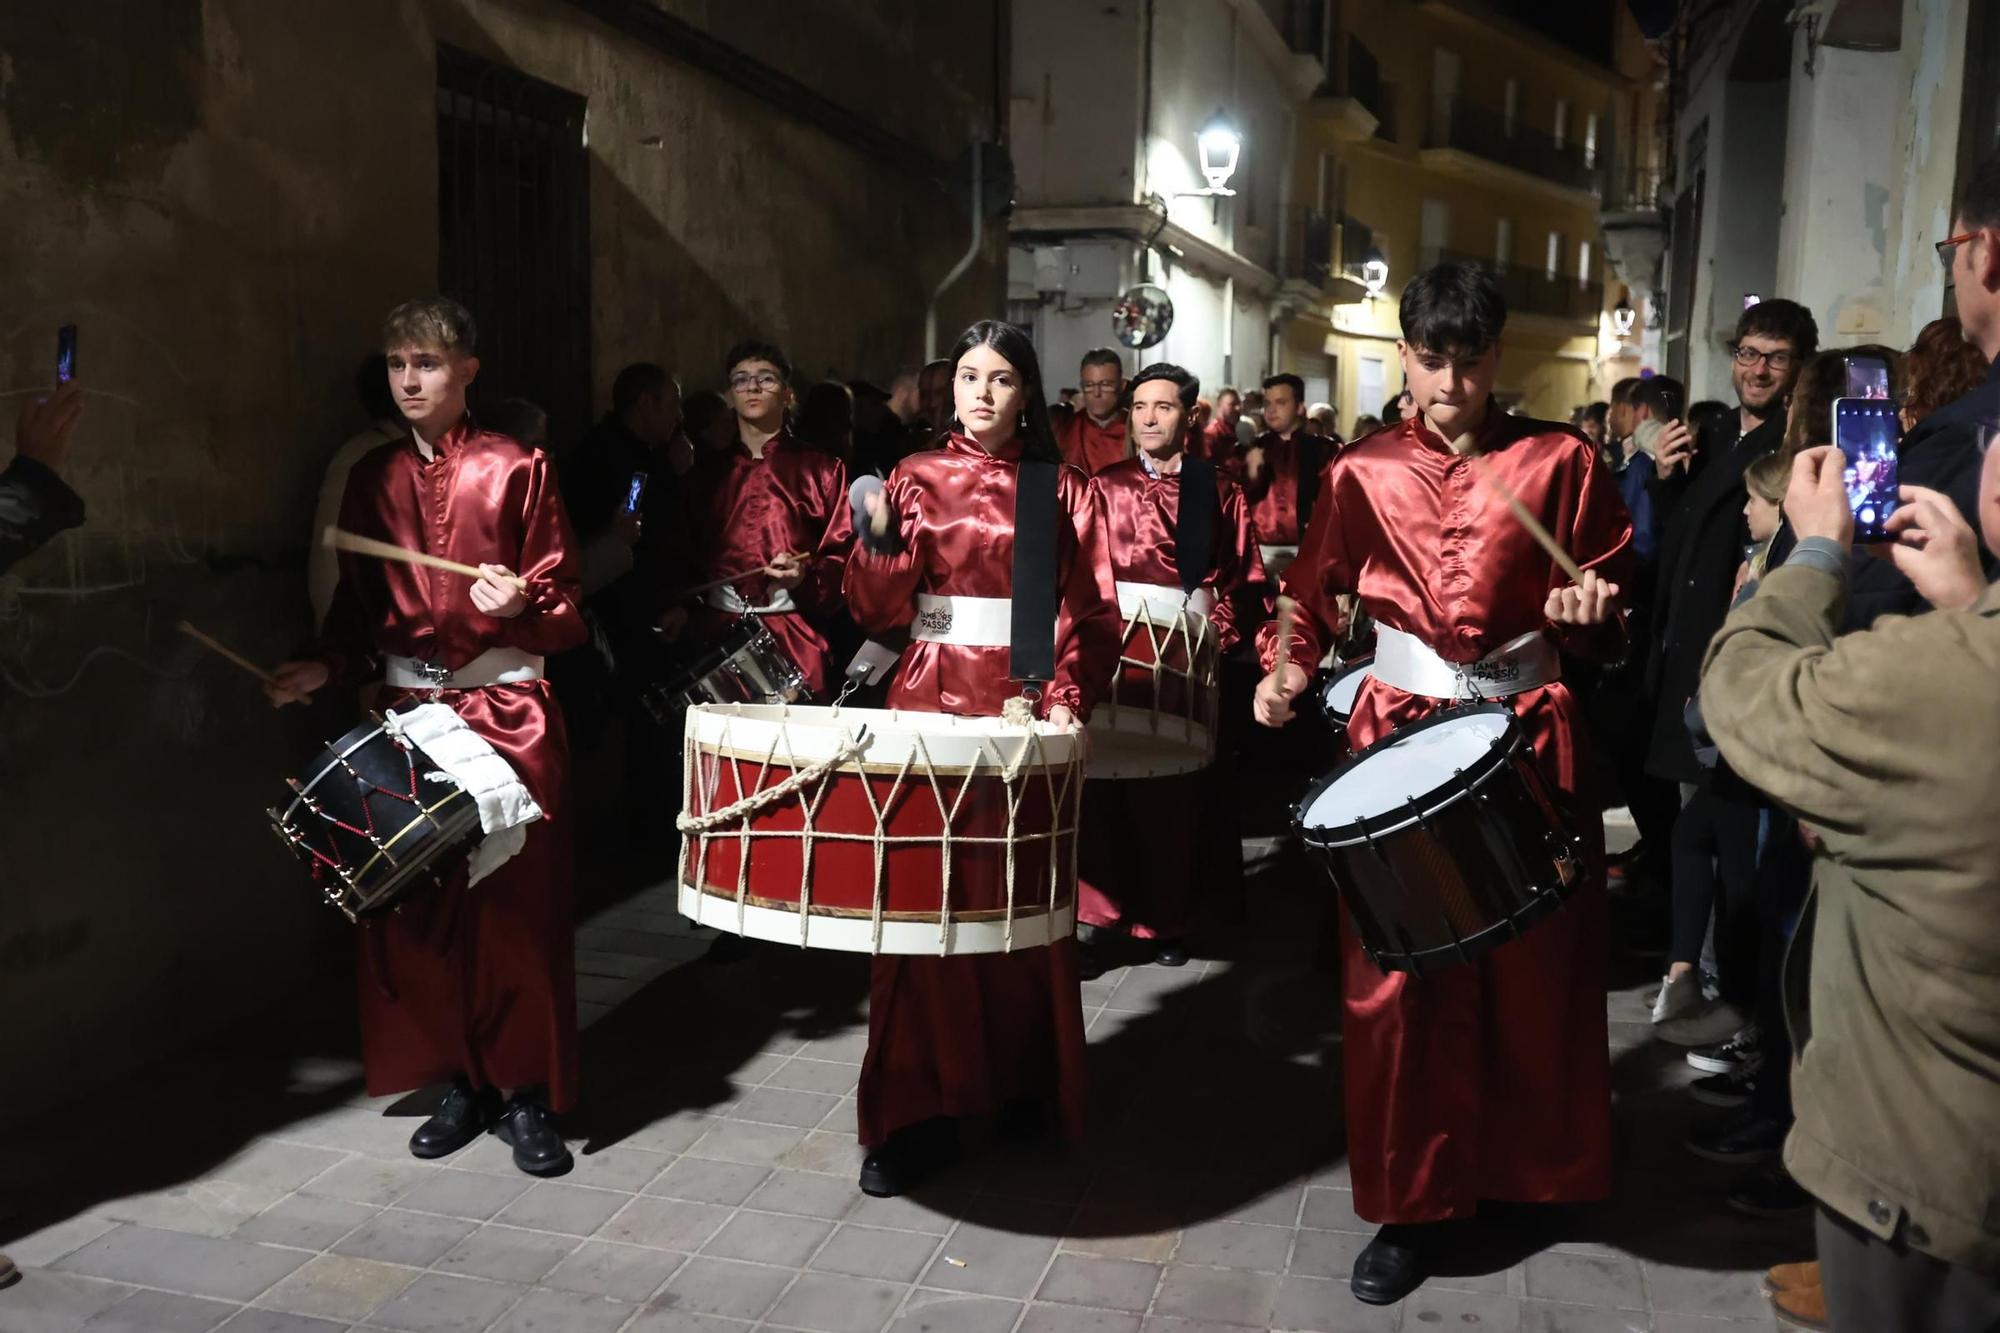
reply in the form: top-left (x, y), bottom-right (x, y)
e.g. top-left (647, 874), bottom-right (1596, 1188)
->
top-left (1088, 609), bottom-right (1218, 779)
top-left (1293, 705), bottom-right (1582, 974)
top-left (644, 617), bottom-right (809, 725)
top-left (270, 720), bottom-right (481, 921)
top-left (680, 704), bottom-right (1084, 954)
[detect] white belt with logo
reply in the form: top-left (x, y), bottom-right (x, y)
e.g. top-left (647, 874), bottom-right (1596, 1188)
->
top-left (1369, 625), bottom-right (1560, 699)
top-left (910, 594), bottom-right (1013, 647)
top-left (1258, 544), bottom-right (1300, 576)
top-left (705, 584), bottom-right (797, 615)
top-left (1114, 581), bottom-right (1216, 625)
top-left (386, 646), bottom-right (545, 691)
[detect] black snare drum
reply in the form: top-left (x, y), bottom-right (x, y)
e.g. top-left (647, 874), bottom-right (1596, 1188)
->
top-left (1293, 703), bottom-right (1582, 974)
top-left (269, 718), bottom-right (482, 922)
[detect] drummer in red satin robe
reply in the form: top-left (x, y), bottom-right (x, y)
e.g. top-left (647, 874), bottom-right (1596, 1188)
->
top-left (1254, 262), bottom-right (1631, 1307)
top-left (844, 319), bottom-right (1120, 1198)
top-left (1053, 347), bottom-right (1130, 475)
top-left (1234, 372), bottom-right (1328, 586)
top-left (677, 340), bottom-right (853, 695)
top-left (1077, 362), bottom-right (1265, 969)
top-left (1199, 385), bottom-right (1246, 463)
top-left (267, 296), bottom-right (587, 1178)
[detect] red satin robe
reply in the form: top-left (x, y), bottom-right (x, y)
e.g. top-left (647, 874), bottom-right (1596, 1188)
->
top-left (1257, 411), bottom-right (1631, 1223)
top-left (1233, 428), bottom-right (1323, 550)
top-left (843, 432), bottom-right (1120, 1147)
top-left (1077, 454), bottom-right (1266, 939)
top-left (314, 423), bottom-right (588, 1111)
top-left (1198, 416), bottom-right (1242, 464)
top-left (683, 430), bottom-right (853, 694)
top-left (1055, 411), bottom-right (1130, 476)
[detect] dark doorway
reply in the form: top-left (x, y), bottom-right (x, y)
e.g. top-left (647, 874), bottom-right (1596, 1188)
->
top-left (436, 44), bottom-right (592, 444)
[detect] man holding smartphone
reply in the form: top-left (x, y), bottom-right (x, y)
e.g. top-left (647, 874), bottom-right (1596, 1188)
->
top-left (1, 379), bottom-right (85, 575)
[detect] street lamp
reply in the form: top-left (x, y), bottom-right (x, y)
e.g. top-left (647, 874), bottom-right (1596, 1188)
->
top-left (1612, 294), bottom-right (1637, 337)
top-left (1361, 246), bottom-right (1389, 297)
top-left (1194, 110), bottom-right (1240, 197)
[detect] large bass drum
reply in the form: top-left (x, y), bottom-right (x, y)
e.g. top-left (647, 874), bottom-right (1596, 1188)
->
top-left (1293, 703), bottom-right (1582, 974)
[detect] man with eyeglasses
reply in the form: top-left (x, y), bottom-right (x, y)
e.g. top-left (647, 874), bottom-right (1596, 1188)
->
top-left (1055, 347), bottom-right (1130, 475)
top-left (1642, 299), bottom-right (1818, 804)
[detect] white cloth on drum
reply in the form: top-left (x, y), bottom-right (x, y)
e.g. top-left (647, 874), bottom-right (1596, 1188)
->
top-left (911, 593), bottom-right (1013, 647)
top-left (706, 584), bottom-right (797, 615)
top-left (1370, 624), bottom-right (1560, 699)
top-left (1259, 543), bottom-right (1299, 578)
top-left (381, 702), bottom-right (543, 885)
top-left (1114, 581), bottom-right (1216, 625)
top-left (384, 647), bottom-right (543, 690)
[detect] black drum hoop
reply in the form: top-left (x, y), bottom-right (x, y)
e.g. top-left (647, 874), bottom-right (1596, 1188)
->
top-left (1292, 701), bottom-right (1525, 850)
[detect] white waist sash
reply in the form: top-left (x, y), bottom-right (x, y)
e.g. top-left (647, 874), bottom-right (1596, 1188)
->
top-left (1369, 625), bottom-right (1560, 699)
top-left (911, 593), bottom-right (1013, 647)
top-left (1258, 544), bottom-right (1300, 578)
top-left (385, 646), bottom-right (544, 691)
top-left (1114, 581), bottom-right (1216, 624)
top-left (706, 584), bottom-right (797, 615)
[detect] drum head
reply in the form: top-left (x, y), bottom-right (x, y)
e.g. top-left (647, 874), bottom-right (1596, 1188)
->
top-left (1320, 658), bottom-right (1371, 720)
top-left (1295, 704), bottom-right (1516, 845)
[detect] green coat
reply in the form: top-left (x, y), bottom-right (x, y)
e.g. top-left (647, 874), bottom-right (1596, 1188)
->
top-left (1701, 559), bottom-right (2000, 1275)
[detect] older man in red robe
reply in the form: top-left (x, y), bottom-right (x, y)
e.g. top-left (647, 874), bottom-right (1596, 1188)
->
top-left (678, 340), bottom-right (854, 696)
top-left (1054, 346), bottom-right (1130, 475)
top-left (1234, 372), bottom-right (1325, 585)
top-left (1078, 362), bottom-right (1265, 968)
top-left (1255, 264), bottom-right (1631, 1305)
top-left (269, 296), bottom-right (587, 1178)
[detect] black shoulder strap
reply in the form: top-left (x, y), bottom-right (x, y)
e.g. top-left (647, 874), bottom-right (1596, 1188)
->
top-left (1175, 456), bottom-right (1217, 593)
top-left (1297, 435), bottom-right (1326, 529)
top-left (1010, 460), bottom-right (1062, 684)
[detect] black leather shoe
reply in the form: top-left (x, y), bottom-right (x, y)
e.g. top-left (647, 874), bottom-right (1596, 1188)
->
top-left (409, 1081), bottom-right (497, 1159)
top-left (495, 1094), bottom-right (573, 1176)
top-left (1154, 941), bottom-right (1189, 968)
top-left (858, 1118), bottom-right (958, 1198)
top-left (1685, 1109), bottom-right (1789, 1165)
top-left (1351, 1225), bottom-right (1426, 1305)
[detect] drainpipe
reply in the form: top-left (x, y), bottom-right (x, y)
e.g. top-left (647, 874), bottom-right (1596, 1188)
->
top-left (926, 146), bottom-right (984, 360)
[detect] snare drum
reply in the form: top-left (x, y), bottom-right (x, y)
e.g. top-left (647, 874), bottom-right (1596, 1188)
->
top-left (679, 703), bottom-right (1083, 954)
top-left (1317, 656), bottom-right (1372, 739)
top-left (1293, 704), bottom-right (1583, 974)
top-left (1089, 584), bottom-right (1219, 779)
top-left (645, 616), bottom-right (809, 724)
top-left (269, 718), bottom-right (482, 922)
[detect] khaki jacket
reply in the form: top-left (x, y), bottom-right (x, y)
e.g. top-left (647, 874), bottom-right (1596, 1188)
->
top-left (1701, 561), bottom-right (2000, 1274)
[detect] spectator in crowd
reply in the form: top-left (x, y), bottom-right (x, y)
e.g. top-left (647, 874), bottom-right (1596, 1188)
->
top-left (1580, 400), bottom-right (1610, 451)
top-left (310, 356), bottom-right (403, 627)
top-left (1350, 413), bottom-right (1383, 438)
top-left (563, 363), bottom-right (682, 598)
top-left (1899, 317), bottom-right (1987, 431)
top-left (1699, 432), bottom-right (2000, 1331)
top-left (917, 357), bottom-right (953, 435)
top-left (0, 379), bottom-right (85, 577)
top-left (1607, 376), bottom-right (1642, 459)
top-left (1687, 398), bottom-right (1736, 451)
top-left (1382, 388), bottom-right (1417, 424)
top-left (1240, 388), bottom-right (1267, 440)
top-left (1203, 386), bottom-right (1243, 459)
top-left (1306, 401), bottom-right (1339, 439)
top-left (797, 379), bottom-right (856, 463)
top-left (485, 397), bottom-right (549, 451)
top-left (683, 390), bottom-right (735, 456)
top-left (1622, 376), bottom-right (1683, 565)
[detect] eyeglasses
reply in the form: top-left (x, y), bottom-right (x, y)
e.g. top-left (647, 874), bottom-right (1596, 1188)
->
top-left (1729, 344), bottom-right (1795, 372)
top-left (1937, 231), bottom-right (1979, 274)
top-left (1079, 379), bottom-right (1121, 393)
top-left (730, 373), bottom-right (782, 392)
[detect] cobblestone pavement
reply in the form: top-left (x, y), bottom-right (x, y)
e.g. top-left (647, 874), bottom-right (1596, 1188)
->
top-left (2, 824), bottom-right (1809, 1332)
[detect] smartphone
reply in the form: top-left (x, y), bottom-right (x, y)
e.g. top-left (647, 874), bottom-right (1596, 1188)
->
top-left (1844, 353), bottom-right (1891, 401)
top-left (1832, 397), bottom-right (1900, 541)
top-left (56, 324), bottom-right (77, 385)
top-left (623, 471), bottom-right (649, 515)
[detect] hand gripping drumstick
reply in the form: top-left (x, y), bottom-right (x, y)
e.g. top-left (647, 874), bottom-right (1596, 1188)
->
top-left (323, 526), bottom-right (528, 591)
top-left (1266, 595), bottom-right (1298, 691)
top-left (674, 551), bottom-right (812, 599)
top-left (177, 620), bottom-right (277, 685)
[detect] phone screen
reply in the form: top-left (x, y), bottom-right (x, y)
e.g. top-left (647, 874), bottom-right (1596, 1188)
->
top-left (1844, 355), bottom-right (1891, 401)
top-left (623, 471), bottom-right (649, 515)
top-left (56, 324), bottom-right (77, 385)
top-left (1833, 397), bottom-right (1900, 541)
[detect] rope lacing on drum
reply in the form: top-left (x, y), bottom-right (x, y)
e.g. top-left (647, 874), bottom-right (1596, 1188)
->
top-left (1108, 602), bottom-right (1217, 746)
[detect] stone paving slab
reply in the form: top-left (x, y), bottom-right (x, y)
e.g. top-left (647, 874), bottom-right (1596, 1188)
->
top-left (4, 828), bottom-right (1802, 1332)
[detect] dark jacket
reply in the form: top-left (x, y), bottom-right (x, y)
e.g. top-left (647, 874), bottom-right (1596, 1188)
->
top-left (1644, 413), bottom-right (1781, 784)
top-left (0, 456), bottom-right (84, 575)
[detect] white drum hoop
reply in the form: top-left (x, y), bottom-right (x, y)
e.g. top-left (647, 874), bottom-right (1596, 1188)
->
top-left (677, 703), bottom-right (1085, 955)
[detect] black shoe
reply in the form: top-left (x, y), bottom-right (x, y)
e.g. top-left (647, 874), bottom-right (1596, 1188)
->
top-left (1689, 1067), bottom-right (1758, 1109)
top-left (1077, 943), bottom-right (1111, 982)
top-left (1728, 1164), bottom-right (1814, 1218)
top-left (495, 1094), bottom-right (573, 1176)
top-left (1351, 1224), bottom-right (1426, 1305)
top-left (409, 1080), bottom-right (498, 1159)
top-left (858, 1118), bottom-right (958, 1198)
top-left (1687, 1024), bottom-right (1762, 1076)
top-left (705, 933), bottom-right (752, 964)
top-left (1154, 941), bottom-right (1190, 968)
top-left (1686, 1108), bottom-right (1789, 1165)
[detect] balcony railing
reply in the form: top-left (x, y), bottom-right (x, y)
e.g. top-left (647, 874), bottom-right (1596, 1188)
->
top-left (1338, 214), bottom-right (1375, 275)
top-left (1283, 207), bottom-right (1335, 288)
top-left (1426, 97), bottom-right (1605, 195)
top-left (1424, 248), bottom-right (1603, 323)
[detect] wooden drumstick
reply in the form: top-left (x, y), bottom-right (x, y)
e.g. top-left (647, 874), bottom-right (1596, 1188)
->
top-left (676, 552), bottom-right (811, 598)
top-left (1459, 447), bottom-right (1590, 586)
top-left (177, 619), bottom-right (277, 685)
top-left (1266, 595), bottom-right (1297, 690)
top-left (323, 526), bottom-right (528, 591)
